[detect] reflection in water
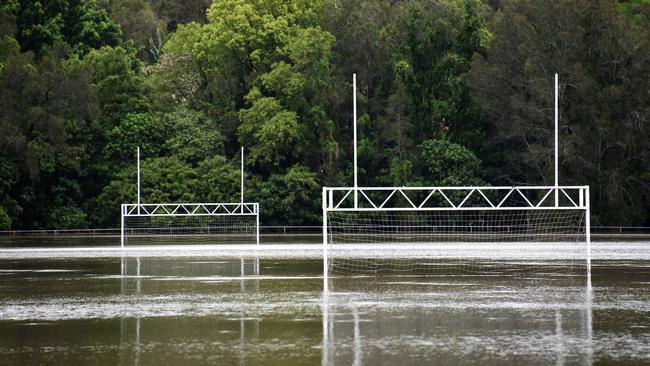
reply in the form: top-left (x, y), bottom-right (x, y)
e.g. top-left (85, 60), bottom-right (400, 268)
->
top-left (119, 256), bottom-right (260, 366)
top-left (2, 255), bottom-right (649, 365)
top-left (353, 306), bottom-right (362, 366)
top-left (585, 282), bottom-right (593, 365)
top-left (321, 279), bottom-right (595, 366)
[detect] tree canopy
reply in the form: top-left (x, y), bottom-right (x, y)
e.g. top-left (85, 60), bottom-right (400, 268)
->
top-left (0, 0), bottom-right (648, 230)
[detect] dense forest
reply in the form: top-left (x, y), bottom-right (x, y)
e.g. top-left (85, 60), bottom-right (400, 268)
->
top-left (0, 0), bottom-right (649, 230)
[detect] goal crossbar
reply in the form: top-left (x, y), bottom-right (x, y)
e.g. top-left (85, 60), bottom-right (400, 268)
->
top-left (123, 203), bottom-right (259, 216)
top-left (325, 186), bottom-right (588, 211)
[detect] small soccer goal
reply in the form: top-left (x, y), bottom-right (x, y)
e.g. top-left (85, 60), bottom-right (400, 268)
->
top-left (323, 186), bottom-right (591, 287)
top-left (120, 147), bottom-right (260, 246)
top-left (121, 202), bottom-right (259, 246)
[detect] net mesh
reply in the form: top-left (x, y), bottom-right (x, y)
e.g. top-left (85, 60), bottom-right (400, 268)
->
top-left (123, 214), bottom-right (258, 245)
top-left (326, 209), bottom-right (587, 277)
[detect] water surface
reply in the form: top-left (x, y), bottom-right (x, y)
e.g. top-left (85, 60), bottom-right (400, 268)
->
top-left (0, 251), bottom-right (648, 365)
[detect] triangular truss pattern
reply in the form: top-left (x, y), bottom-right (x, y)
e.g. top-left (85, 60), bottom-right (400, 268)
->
top-left (327, 186), bottom-right (588, 211)
top-left (123, 203), bottom-right (259, 216)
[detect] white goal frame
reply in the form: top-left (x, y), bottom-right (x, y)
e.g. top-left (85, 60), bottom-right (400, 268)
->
top-left (120, 202), bottom-right (260, 247)
top-left (323, 73), bottom-right (592, 290)
top-left (322, 185), bottom-right (591, 289)
top-left (120, 147), bottom-right (260, 247)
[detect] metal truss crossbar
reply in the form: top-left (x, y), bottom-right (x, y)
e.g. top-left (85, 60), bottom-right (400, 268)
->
top-left (324, 186), bottom-right (588, 211)
top-left (123, 203), bottom-right (259, 216)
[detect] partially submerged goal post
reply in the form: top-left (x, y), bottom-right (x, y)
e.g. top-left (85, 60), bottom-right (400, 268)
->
top-left (323, 185), bottom-right (591, 287)
top-left (120, 147), bottom-right (260, 246)
top-left (121, 202), bottom-right (259, 246)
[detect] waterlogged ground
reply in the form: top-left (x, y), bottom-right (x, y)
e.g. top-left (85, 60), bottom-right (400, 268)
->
top-left (0, 249), bottom-right (649, 365)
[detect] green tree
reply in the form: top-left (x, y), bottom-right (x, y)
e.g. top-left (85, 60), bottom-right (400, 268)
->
top-left (107, 0), bottom-right (164, 62)
top-left (618, 0), bottom-right (650, 25)
top-left (238, 91), bottom-right (301, 170)
top-left (195, 155), bottom-right (242, 202)
top-left (104, 112), bottom-right (164, 163)
top-left (92, 156), bottom-right (198, 225)
top-left (395, 0), bottom-right (488, 148)
top-left (253, 165), bottom-right (320, 225)
top-left (82, 45), bottom-right (150, 124)
top-left (0, 42), bottom-right (101, 228)
top-left (162, 108), bottom-right (225, 164)
top-left (162, 0), bottom-right (335, 175)
top-left (419, 138), bottom-right (485, 186)
top-left (324, 0), bottom-right (489, 188)
top-left (2, 0), bottom-right (122, 58)
top-left (0, 206), bottom-right (10, 230)
top-left (47, 206), bottom-right (88, 229)
top-left (150, 0), bottom-right (211, 31)
top-left (467, 0), bottom-right (650, 225)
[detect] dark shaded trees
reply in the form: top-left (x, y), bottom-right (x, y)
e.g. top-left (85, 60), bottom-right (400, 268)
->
top-left (468, 0), bottom-right (650, 225)
top-left (1, 0), bottom-right (648, 230)
top-left (1, 0), bottom-right (122, 58)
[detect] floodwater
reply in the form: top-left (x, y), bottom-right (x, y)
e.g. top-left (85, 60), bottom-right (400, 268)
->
top-left (0, 245), bottom-right (649, 365)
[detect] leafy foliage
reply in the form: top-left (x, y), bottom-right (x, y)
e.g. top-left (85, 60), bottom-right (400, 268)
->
top-left (1, 0), bottom-right (649, 230)
top-left (467, 0), bottom-right (650, 224)
top-left (2, 0), bottom-right (122, 58)
top-left (0, 206), bottom-right (11, 230)
top-left (419, 138), bottom-right (485, 186)
top-left (253, 165), bottom-right (321, 225)
top-left (104, 112), bottom-right (163, 163)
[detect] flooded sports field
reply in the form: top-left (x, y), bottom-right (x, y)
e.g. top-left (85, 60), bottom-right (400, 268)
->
top-left (0, 242), bottom-right (649, 365)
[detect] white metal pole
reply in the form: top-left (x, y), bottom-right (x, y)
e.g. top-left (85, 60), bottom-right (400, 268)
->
top-left (353, 74), bottom-right (358, 208)
top-left (256, 210), bottom-right (260, 246)
top-left (554, 74), bottom-right (559, 207)
top-left (137, 146), bottom-right (141, 214)
top-left (120, 204), bottom-right (125, 248)
top-left (241, 147), bottom-right (244, 213)
top-left (585, 186), bottom-right (591, 285)
top-left (322, 187), bottom-right (328, 293)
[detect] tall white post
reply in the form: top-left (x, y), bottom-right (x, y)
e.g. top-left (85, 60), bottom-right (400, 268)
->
top-left (554, 74), bottom-right (559, 207)
top-left (353, 74), bottom-right (358, 208)
top-left (137, 146), bottom-right (141, 214)
top-left (322, 187), bottom-right (328, 292)
top-left (120, 204), bottom-right (125, 248)
top-left (585, 186), bottom-right (591, 285)
top-left (241, 147), bottom-right (244, 213)
top-left (256, 209), bottom-right (260, 246)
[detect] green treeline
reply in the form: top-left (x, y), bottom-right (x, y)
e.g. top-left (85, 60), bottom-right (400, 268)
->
top-left (0, 0), bottom-right (649, 230)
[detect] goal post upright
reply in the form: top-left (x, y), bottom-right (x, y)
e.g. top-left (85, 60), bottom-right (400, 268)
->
top-left (137, 146), bottom-right (141, 215)
top-left (323, 187), bottom-right (328, 292)
top-left (120, 204), bottom-right (125, 248)
top-left (241, 147), bottom-right (244, 214)
top-left (554, 73), bottom-right (591, 282)
top-left (586, 185), bottom-right (591, 283)
top-left (353, 73), bottom-right (358, 209)
top-left (554, 73), bottom-right (559, 207)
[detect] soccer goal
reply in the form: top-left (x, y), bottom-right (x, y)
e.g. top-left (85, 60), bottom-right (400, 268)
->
top-left (120, 147), bottom-right (260, 246)
top-left (323, 186), bottom-right (591, 285)
top-left (323, 73), bottom-right (591, 289)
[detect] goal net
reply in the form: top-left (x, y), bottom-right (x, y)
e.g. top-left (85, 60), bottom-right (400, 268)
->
top-left (323, 186), bottom-right (591, 283)
top-left (121, 203), bottom-right (259, 246)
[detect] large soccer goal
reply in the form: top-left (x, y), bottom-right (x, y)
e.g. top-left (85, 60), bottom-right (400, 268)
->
top-left (323, 186), bottom-right (591, 284)
top-left (120, 147), bottom-right (260, 246)
top-left (323, 74), bottom-right (591, 290)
